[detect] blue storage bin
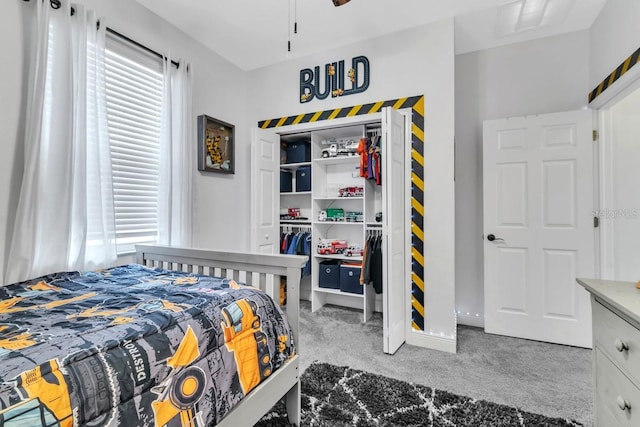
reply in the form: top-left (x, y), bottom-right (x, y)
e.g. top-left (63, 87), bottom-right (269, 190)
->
top-left (280, 171), bottom-right (292, 193)
top-left (319, 260), bottom-right (341, 289)
top-left (296, 166), bottom-right (311, 192)
top-left (340, 264), bottom-right (362, 294)
top-left (286, 142), bottom-right (311, 164)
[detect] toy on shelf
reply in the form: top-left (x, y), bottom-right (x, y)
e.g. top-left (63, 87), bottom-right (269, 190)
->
top-left (345, 245), bottom-right (364, 257)
top-left (345, 211), bottom-right (364, 222)
top-left (321, 139), bottom-right (358, 158)
top-left (317, 240), bottom-right (348, 255)
top-left (318, 208), bottom-right (345, 222)
top-left (338, 186), bottom-right (364, 197)
top-left (280, 207), bottom-right (308, 221)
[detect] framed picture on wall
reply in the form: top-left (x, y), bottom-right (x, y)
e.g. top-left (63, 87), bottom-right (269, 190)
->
top-left (197, 115), bottom-right (235, 174)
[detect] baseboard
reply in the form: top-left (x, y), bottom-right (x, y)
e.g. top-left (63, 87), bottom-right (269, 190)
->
top-left (457, 313), bottom-right (484, 329)
top-left (407, 330), bottom-right (456, 354)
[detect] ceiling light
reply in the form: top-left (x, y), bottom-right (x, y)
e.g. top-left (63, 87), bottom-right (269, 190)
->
top-left (332, 0), bottom-right (351, 6)
top-left (495, 0), bottom-right (573, 37)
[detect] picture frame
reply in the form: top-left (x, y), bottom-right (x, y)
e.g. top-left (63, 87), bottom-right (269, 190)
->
top-left (197, 115), bottom-right (235, 174)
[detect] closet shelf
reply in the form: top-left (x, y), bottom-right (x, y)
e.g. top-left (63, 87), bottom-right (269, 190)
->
top-left (314, 254), bottom-right (363, 262)
top-left (280, 161), bottom-right (311, 171)
top-left (280, 221), bottom-right (311, 226)
top-left (313, 156), bottom-right (359, 166)
top-left (281, 191), bottom-right (311, 196)
top-left (314, 221), bottom-right (364, 226)
top-left (313, 196), bottom-right (363, 201)
top-left (313, 287), bottom-right (364, 298)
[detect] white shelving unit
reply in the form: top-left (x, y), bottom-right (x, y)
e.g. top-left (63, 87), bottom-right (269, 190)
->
top-left (277, 124), bottom-right (384, 322)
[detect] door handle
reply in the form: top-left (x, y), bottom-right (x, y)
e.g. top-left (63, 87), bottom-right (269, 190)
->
top-left (487, 234), bottom-right (505, 243)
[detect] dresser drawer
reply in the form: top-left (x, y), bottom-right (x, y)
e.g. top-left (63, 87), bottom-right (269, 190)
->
top-left (593, 301), bottom-right (640, 383)
top-left (595, 349), bottom-right (640, 426)
top-left (596, 401), bottom-right (623, 427)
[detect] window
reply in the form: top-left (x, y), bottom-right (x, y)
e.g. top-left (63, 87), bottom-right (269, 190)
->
top-left (104, 34), bottom-right (163, 254)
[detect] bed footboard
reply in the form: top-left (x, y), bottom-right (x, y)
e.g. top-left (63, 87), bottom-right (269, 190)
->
top-left (135, 245), bottom-right (306, 426)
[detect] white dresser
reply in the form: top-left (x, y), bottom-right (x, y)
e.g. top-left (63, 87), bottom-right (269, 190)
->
top-left (577, 278), bottom-right (640, 426)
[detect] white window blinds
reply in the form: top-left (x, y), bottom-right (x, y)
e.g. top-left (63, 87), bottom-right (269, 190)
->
top-left (105, 34), bottom-right (163, 254)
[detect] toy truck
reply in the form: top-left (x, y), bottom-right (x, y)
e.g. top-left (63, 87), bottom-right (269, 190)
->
top-left (317, 240), bottom-right (348, 255)
top-left (345, 245), bottom-right (364, 257)
top-left (321, 140), bottom-right (358, 158)
top-left (338, 186), bottom-right (364, 197)
top-left (280, 207), bottom-right (304, 221)
top-left (318, 208), bottom-right (345, 222)
top-left (345, 211), bottom-right (364, 222)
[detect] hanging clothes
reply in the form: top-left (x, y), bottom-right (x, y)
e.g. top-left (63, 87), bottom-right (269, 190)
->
top-left (280, 229), bottom-right (312, 276)
top-left (357, 137), bottom-right (369, 177)
top-left (286, 233), bottom-right (299, 255)
top-left (302, 233), bottom-right (312, 276)
top-left (367, 138), bottom-right (375, 180)
top-left (366, 135), bottom-right (382, 185)
top-left (373, 136), bottom-right (382, 186)
top-left (360, 233), bottom-right (383, 294)
top-left (371, 235), bottom-right (383, 294)
top-left (280, 231), bottom-right (292, 254)
top-left (359, 238), bottom-right (369, 285)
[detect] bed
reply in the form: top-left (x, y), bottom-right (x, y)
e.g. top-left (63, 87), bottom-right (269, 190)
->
top-left (0, 244), bottom-right (307, 427)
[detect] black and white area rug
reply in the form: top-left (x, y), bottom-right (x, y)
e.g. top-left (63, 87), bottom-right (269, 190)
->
top-left (256, 362), bottom-right (583, 427)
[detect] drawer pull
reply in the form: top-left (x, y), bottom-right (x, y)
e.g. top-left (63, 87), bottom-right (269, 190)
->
top-left (617, 396), bottom-right (631, 411)
top-left (615, 338), bottom-right (629, 352)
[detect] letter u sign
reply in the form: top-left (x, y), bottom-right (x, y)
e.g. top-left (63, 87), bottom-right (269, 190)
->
top-left (300, 56), bottom-right (370, 103)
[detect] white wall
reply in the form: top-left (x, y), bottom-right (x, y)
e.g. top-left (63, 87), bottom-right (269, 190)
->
top-left (0, 0), bottom-right (248, 282)
top-left (455, 30), bottom-right (590, 327)
top-left (247, 20), bottom-right (458, 346)
top-left (589, 0), bottom-right (640, 90)
top-left (603, 88), bottom-right (640, 281)
top-left (591, 0), bottom-right (640, 282)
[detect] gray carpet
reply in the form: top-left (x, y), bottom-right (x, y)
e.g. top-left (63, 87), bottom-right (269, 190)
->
top-left (257, 362), bottom-right (583, 426)
top-left (297, 301), bottom-right (593, 427)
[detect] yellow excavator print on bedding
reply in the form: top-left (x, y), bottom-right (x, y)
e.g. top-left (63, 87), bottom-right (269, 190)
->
top-left (0, 359), bottom-right (74, 427)
top-left (221, 299), bottom-right (272, 395)
top-left (151, 326), bottom-right (207, 427)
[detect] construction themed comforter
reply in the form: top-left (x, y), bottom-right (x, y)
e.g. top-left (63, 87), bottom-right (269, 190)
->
top-left (0, 264), bottom-right (295, 426)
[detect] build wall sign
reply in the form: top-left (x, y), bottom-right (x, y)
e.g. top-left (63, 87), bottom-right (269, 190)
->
top-left (300, 55), bottom-right (370, 103)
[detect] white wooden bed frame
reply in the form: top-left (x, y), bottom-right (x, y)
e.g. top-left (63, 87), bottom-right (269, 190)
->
top-left (135, 245), bottom-right (307, 426)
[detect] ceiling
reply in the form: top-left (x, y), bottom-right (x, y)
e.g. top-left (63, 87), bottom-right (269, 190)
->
top-left (134, 0), bottom-right (608, 71)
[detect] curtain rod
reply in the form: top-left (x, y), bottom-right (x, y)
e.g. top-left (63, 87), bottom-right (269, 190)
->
top-left (23, 0), bottom-right (181, 69)
top-left (107, 28), bottom-right (180, 69)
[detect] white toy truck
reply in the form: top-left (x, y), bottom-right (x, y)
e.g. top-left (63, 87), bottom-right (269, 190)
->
top-left (321, 140), bottom-right (358, 158)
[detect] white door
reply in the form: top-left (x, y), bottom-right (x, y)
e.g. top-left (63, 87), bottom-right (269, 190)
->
top-left (383, 107), bottom-right (407, 354)
top-left (483, 110), bottom-right (595, 348)
top-left (250, 128), bottom-right (280, 254)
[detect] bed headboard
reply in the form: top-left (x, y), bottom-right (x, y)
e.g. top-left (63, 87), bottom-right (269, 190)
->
top-left (135, 245), bottom-right (307, 349)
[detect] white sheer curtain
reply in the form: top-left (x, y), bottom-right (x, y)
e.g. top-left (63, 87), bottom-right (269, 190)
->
top-left (5, 1), bottom-right (116, 284)
top-left (158, 57), bottom-right (193, 247)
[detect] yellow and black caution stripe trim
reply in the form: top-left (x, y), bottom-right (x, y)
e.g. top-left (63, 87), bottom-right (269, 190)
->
top-left (258, 95), bottom-right (426, 331)
top-left (589, 46), bottom-right (640, 104)
top-left (410, 96), bottom-right (425, 332)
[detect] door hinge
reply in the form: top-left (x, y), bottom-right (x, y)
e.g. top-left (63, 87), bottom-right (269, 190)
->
top-left (594, 216), bottom-right (600, 228)
top-left (593, 130), bottom-right (599, 142)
